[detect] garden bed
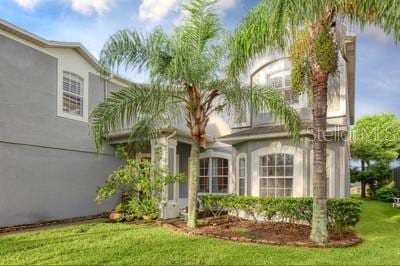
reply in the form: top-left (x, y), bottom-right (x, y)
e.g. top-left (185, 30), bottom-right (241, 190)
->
top-left (165, 216), bottom-right (361, 247)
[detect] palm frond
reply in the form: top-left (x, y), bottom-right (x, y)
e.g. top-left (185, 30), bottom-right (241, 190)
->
top-left (90, 83), bottom-right (182, 152)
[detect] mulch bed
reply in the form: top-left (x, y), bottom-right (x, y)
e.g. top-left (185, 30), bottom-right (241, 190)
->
top-left (164, 216), bottom-right (361, 248)
top-left (0, 213), bottom-right (110, 234)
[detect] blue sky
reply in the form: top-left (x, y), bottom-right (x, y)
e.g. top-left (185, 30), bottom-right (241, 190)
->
top-left (1, 0), bottom-right (399, 120)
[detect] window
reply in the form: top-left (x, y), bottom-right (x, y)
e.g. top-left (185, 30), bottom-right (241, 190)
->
top-left (238, 157), bottom-right (246, 196)
top-left (266, 72), bottom-right (299, 105)
top-left (199, 157), bottom-right (229, 194)
top-left (63, 71), bottom-right (84, 116)
top-left (259, 154), bottom-right (294, 197)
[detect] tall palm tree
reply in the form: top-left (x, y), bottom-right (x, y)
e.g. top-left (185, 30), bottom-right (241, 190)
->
top-left (229, 0), bottom-right (400, 244)
top-left (91, 0), bottom-right (301, 228)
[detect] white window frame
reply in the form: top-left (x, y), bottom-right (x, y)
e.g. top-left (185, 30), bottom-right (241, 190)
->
top-left (199, 150), bottom-right (232, 195)
top-left (258, 153), bottom-right (294, 198)
top-left (251, 142), bottom-right (304, 197)
top-left (57, 70), bottom-right (89, 122)
top-left (237, 153), bottom-right (247, 196)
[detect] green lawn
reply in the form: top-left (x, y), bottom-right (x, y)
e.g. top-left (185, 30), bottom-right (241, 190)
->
top-left (1, 200), bottom-right (399, 265)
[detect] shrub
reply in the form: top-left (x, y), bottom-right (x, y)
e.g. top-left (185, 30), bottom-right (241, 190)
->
top-left (376, 186), bottom-right (400, 202)
top-left (199, 195), bottom-right (361, 234)
top-left (96, 146), bottom-right (185, 221)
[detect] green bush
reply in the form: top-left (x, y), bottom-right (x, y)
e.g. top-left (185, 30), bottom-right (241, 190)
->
top-left (376, 186), bottom-right (400, 202)
top-left (96, 146), bottom-right (185, 221)
top-left (199, 195), bottom-right (361, 233)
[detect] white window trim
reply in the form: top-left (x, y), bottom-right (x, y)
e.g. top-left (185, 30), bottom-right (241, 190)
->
top-left (237, 153), bottom-right (247, 196)
top-left (251, 142), bottom-right (304, 197)
top-left (258, 153), bottom-right (294, 197)
top-left (57, 70), bottom-right (89, 122)
top-left (199, 150), bottom-right (232, 195)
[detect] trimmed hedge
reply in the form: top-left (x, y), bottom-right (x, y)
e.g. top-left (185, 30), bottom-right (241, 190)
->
top-left (200, 195), bottom-right (361, 234)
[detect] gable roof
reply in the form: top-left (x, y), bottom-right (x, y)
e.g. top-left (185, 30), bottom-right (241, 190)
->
top-left (0, 19), bottom-right (133, 86)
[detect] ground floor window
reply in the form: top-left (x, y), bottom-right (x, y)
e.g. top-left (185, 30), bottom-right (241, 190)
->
top-left (238, 156), bottom-right (246, 196)
top-left (259, 153), bottom-right (294, 197)
top-left (199, 157), bottom-right (229, 193)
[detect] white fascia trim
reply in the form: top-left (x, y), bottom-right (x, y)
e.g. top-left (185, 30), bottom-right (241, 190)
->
top-left (0, 19), bottom-right (133, 86)
top-left (218, 126), bottom-right (349, 144)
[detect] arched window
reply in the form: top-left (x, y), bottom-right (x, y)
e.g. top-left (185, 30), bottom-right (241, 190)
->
top-left (252, 59), bottom-right (299, 105)
top-left (199, 157), bottom-right (229, 194)
top-left (259, 153), bottom-right (294, 197)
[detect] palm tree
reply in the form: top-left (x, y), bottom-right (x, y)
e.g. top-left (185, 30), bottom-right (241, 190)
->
top-left (91, 0), bottom-right (301, 228)
top-left (228, 0), bottom-right (400, 244)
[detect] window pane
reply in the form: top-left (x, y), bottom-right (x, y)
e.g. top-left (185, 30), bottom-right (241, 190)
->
top-left (285, 166), bottom-right (294, 177)
top-left (260, 156), bottom-right (267, 167)
top-left (267, 178), bottom-right (276, 188)
top-left (267, 166), bottom-right (275, 176)
top-left (276, 166), bottom-right (284, 176)
top-left (285, 189), bottom-right (292, 197)
top-left (63, 72), bottom-right (83, 116)
top-left (276, 154), bottom-right (285, 165)
top-left (199, 176), bottom-right (209, 193)
top-left (285, 178), bottom-right (293, 188)
top-left (239, 178), bottom-right (245, 196)
top-left (286, 154), bottom-right (294, 165)
top-left (267, 189), bottom-right (275, 197)
top-left (276, 178), bottom-right (285, 188)
top-left (276, 189), bottom-right (285, 197)
top-left (267, 155), bottom-right (275, 166)
top-left (63, 93), bottom-right (83, 115)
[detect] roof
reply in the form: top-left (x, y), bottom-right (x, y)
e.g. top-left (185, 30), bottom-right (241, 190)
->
top-left (0, 19), bottom-right (133, 86)
top-left (218, 123), bottom-right (348, 145)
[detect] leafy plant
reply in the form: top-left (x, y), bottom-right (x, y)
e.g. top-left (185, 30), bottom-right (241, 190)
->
top-left (96, 147), bottom-right (185, 221)
top-left (376, 185), bottom-right (400, 202)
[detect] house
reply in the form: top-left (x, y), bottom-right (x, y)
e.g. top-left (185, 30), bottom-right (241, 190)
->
top-left (0, 19), bottom-right (356, 225)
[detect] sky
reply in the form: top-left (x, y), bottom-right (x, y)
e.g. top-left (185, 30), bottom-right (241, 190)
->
top-left (1, 0), bottom-right (399, 120)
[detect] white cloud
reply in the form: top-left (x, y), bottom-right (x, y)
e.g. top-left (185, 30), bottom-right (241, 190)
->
top-left (139, 0), bottom-right (181, 23)
top-left (13, 0), bottom-right (42, 10)
top-left (215, 0), bottom-right (237, 11)
top-left (68, 0), bottom-right (112, 16)
top-left (13, 0), bottom-right (113, 15)
top-left (138, 0), bottom-right (237, 24)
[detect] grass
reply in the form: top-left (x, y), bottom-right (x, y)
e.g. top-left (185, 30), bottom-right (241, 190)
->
top-left (0, 200), bottom-right (399, 265)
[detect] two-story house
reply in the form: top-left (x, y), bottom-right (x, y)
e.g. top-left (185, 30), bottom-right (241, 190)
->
top-left (0, 19), bottom-right (355, 225)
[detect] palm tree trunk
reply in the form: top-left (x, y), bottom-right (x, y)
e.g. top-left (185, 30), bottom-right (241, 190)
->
top-left (187, 142), bottom-right (200, 228)
top-left (310, 65), bottom-right (329, 245)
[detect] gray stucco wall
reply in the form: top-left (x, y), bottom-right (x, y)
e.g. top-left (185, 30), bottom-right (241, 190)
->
top-left (0, 34), bottom-right (122, 226)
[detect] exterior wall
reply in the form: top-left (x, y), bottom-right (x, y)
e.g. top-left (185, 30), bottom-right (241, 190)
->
top-left (0, 142), bottom-right (121, 227)
top-left (0, 34), bottom-right (123, 226)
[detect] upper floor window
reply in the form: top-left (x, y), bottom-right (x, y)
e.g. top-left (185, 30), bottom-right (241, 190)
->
top-left (199, 157), bottom-right (229, 194)
top-left (62, 71), bottom-right (84, 116)
top-left (259, 153), bottom-right (294, 197)
top-left (265, 63), bottom-right (299, 105)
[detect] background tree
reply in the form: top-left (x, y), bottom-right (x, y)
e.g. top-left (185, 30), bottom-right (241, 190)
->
top-left (91, 0), bottom-right (301, 228)
top-left (351, 113), bottom-right (400, 197)
top-left (228, 0), bottom-right (400, 244)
